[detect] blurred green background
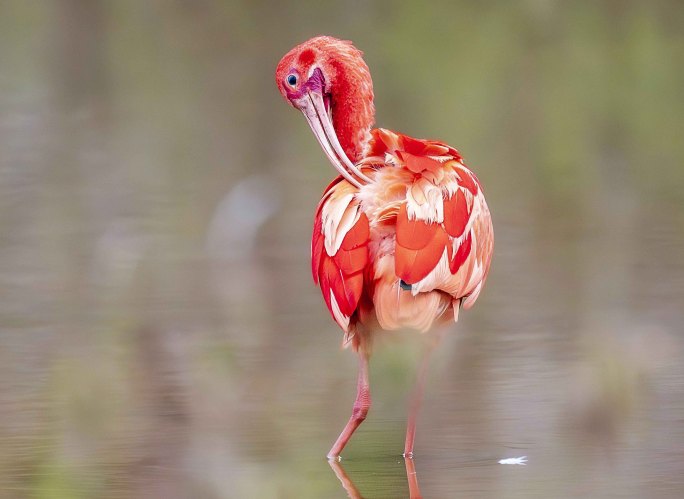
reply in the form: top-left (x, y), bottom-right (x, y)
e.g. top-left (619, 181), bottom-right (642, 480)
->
top-left (1, 1), bottom-right (683, 498)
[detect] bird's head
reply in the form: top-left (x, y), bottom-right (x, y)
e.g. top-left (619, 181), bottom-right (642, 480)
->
top-left (276, 36), bottom-right (375, 184)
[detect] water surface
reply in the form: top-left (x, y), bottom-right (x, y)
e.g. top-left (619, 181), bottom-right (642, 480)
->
top-left (2, 2), bottom-right (684, 498)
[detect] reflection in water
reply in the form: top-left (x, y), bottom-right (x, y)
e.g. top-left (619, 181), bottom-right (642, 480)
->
top-left (329, 457), bottom-right (422, 499)
top-left (498, 456), bottom-right (528, 465)
top-left (329, 459), bottom-right (363, 499)
top-left (404, 458), bottom-right (422, 499)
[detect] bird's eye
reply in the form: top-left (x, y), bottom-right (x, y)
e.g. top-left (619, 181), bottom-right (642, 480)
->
top-left (287, 74), bottom-right (297, 86)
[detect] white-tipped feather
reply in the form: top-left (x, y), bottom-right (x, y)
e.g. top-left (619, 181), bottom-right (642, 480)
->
top-left (322, 192), bottom-right (355, 255)
top-left (406, 178), bottom-right (444, 223)
top-left (452, 299), bottom-right (461, 322)
top-left (462, 281), bottom-right (482, 310)
top-left (410, 249), bottom-right (451, 295)
top-left (462, 235), bottom-right (484, 301)
top-left (330, 291), bottom-right (350, 331)
top-left (329, 203), bottom-right (360, 255)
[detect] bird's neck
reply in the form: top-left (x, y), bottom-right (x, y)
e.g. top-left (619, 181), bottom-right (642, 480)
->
top-left (330, 71), bottom-right (375, 163)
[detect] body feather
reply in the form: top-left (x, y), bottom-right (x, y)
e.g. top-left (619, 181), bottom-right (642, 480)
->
top-left (311, 129), bottom-right (493, 346)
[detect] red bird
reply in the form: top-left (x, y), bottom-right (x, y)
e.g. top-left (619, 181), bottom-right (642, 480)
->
top-left (276, 36), bottom-right (493, 460)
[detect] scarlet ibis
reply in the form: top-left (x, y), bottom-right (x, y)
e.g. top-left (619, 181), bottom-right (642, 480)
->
top-left (276, 36), bottom-right (493, 460)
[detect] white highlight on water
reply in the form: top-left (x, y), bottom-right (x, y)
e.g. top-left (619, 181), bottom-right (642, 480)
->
top-left (498, 456), bottom-right (527, 465)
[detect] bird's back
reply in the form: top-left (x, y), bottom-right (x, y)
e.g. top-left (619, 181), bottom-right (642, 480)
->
top-left (312, 129), bottom-right (493, 348)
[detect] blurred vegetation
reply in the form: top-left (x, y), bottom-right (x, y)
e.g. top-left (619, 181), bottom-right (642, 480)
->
top-left (1, 1), bottom-right (683, 498)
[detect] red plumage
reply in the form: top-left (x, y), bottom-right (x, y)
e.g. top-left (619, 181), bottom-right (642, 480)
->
top-left (443, 190), bottom-right (469, 238)
top-left (312, 190), bottom-right (370, 327)
top-left (277, 36), bottom-right (494, 461)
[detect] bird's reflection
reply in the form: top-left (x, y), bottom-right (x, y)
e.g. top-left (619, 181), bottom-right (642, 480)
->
top-left (328, 459), bottom-right (362, 499)
top-left (404, 457), bottom-right (422, 498)
top-left (329, 457), bottom-right (422, 499)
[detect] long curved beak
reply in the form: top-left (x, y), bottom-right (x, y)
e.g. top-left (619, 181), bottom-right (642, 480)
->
top-left (293, 91), bottom-right (371, 188)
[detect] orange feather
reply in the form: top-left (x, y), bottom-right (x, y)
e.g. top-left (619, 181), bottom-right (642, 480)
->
top-left (443, 190), bottom-right (469, 238)
top-left (396, 224), bottom-right (449, 284)
top-left (396, 203), bottom-right (438, 250)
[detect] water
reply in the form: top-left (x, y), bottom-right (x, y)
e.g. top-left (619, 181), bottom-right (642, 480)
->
top-left (2, 2), bottom-right (684, 498)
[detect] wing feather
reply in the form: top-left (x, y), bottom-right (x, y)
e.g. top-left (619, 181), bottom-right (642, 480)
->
top-left (312, 178), bottom-right (370, 331)
top-left (366, 128), bottom-right (493, 311)
top-left (314, 129), bottom-right (493, 334)
top-left (443, 189), bottom-right (469, 238)
top-left (395, 203), bottom-right (449, 284)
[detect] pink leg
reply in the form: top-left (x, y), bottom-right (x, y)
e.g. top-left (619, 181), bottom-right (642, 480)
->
top-left (403, 345), bottom-right (434, 458)
top-left (327, 353), bottom-right (371, 460)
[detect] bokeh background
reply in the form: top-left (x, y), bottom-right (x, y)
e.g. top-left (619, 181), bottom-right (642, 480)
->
top-left (1, 1), bottom-right (684, 498)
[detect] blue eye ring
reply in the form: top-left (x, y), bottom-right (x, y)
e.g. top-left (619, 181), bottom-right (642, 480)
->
top-left (287, 74), bottom-right (297, 86)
